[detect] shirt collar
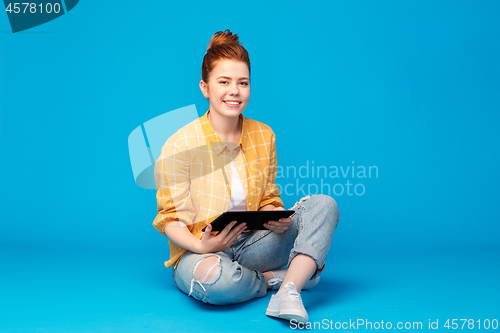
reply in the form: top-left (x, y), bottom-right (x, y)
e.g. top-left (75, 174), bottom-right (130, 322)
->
top-left (201, 109), bottom-right (247, 156)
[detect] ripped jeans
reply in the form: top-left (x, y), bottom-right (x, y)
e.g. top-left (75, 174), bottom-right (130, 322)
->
top-left (171, 194), bottom-right (340, 305)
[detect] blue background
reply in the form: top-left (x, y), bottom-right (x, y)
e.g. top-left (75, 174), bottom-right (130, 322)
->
top-left (1, 1), bottom-right (499, 332)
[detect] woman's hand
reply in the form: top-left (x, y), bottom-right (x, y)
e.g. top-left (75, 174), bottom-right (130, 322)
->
top-left (263, 206), bottom-right (293, 233)
top-left (197, 221), bottom-right (247, 254)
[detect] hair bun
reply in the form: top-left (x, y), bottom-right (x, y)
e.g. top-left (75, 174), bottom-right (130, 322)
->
top-left (201, 29), bottom-right (250, 83)
top-left (208, 29), bottom-right (241, 50)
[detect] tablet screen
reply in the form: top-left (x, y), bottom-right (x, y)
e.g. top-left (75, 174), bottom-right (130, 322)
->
top-left (202, 210), bottom-right (295, 232)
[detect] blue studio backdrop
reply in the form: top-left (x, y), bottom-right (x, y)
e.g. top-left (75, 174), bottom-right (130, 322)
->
top-left (1, 1), bottom-right (499, 332)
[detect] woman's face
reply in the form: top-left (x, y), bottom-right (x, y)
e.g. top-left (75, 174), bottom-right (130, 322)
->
top-left (200, 59), bottom-right (250, 120)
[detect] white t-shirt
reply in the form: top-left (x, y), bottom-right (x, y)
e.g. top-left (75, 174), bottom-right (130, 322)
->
top-left (228, 155), bottom-right (247, 211)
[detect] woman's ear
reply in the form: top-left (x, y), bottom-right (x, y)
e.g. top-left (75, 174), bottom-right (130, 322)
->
top-left (199, 80), bottom-right (209, 98)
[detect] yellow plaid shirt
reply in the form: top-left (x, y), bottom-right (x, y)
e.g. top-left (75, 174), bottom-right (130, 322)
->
top-left (153, 110), bottom-right (284, 268)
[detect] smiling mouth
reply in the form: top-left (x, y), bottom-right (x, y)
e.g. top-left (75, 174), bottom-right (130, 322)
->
top-left (224, 100), bottom-right (241, 105)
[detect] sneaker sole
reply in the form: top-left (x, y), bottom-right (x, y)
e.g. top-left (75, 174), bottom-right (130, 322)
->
top-left (266, 308), bottom-right (308, 324)
top-left (266, 309), bottom-right (280, 317)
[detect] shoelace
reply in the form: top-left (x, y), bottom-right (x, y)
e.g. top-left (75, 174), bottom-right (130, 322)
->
top-left (283, 286), bottom-right (302, 303)
top-left (267, 269), bottom-right (287, 287)
top-left (268, 278), bottom-right (282, 286)
top-left (287, 291), bottom-right (300, 302)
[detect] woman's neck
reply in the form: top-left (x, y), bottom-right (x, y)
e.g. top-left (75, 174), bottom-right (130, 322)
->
top-left (208, 110), bottom-right (242, 146)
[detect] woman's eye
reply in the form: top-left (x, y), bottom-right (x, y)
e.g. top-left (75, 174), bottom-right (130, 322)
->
top-left (219, 81), bottom-right (228, 84)
top-left (240, 82), bottom-right (249, 86)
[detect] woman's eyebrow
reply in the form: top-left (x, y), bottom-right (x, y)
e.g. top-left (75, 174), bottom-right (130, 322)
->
top-left (216, 76), bottom-right (249, 80)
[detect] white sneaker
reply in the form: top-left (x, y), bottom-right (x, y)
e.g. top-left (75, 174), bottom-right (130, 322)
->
top-left (266, 282), bottom-right (308, 324)
top-left (267, 268), bottom-right (319, 290)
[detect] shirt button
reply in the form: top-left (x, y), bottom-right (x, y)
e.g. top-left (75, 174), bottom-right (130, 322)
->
top-left (238, 167), bottom-right (242, 171)
top-left (248, 202), bottom-right (252, 206)
top-left (245, 185), bottom-right (248, 188)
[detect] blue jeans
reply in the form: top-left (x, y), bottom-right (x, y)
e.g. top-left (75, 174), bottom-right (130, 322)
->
top-left (171, 194), bottom-right (340, 305)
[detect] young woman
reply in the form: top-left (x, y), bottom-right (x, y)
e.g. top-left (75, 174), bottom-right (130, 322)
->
top-left (153, 29), bottom-right (340, 324)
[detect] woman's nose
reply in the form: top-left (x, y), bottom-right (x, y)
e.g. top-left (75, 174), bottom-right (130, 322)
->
top-left (228, 83), bottom-right (239, 95)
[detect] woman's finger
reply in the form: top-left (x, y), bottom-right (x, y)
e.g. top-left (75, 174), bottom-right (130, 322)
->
top-left (202, 224), bottom-right (212, 240)
top-left (218, 220), bottom-right (237, 238)
top-left (227, 222), bottom-right (246, 241)
top-left (264, 221), bottom-right (290, 233)
top-left (268, 220), bottom-right (292, 227)
top-left (227, 223), bottom-right (247, 244)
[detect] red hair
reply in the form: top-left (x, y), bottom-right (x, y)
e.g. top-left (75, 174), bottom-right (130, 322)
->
top-left (201, 29), bottom-right (251, 83)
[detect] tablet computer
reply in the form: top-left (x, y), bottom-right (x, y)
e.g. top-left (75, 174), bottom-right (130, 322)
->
top-left (202, 210), bottom-right (295, 232)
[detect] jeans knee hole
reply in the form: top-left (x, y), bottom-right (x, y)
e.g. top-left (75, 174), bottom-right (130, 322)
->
top-left (193, 256), bottom-right (222, 286)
